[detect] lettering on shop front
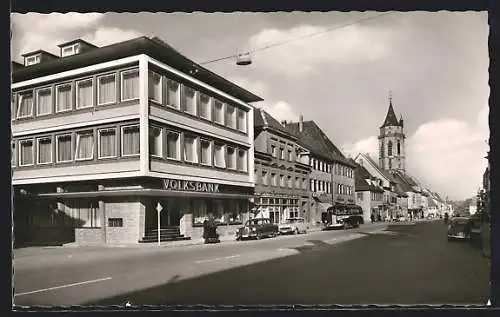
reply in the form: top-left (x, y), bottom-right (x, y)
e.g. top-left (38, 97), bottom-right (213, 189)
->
top-left (163, 179), bottom-right (220, 193)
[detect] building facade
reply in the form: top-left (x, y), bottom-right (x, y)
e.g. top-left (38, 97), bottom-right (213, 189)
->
top-left (253, 109), bottom-right (311, 224)
top-left (12, 36), bottom-right (263, 246)
top-left (353, 162), bottom-right (384, 223)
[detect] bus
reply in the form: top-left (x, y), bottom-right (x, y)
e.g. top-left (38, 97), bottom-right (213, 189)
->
top-left (322, 204), bottom-right (364, 230)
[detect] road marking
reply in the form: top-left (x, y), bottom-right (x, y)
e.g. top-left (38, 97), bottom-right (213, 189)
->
top-left (195, 254), bottom-right (241, 264)
top-left (14, 277), bottom-right (113, 297)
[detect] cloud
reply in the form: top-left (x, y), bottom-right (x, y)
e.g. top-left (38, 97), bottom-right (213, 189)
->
top-left (261, 101), bottom-right (300, 123)
top-left (342, 136), bottom-right (379, 160)
top-left (11, 13), bottom-right (143, 61)
top-left (344, 107), bottom-right (489, 200)
top-left (248, 24), bottom-right (395, 76)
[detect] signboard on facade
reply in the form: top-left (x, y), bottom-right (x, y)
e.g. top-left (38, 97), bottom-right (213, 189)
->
top-left (162, 179), bottom-right (220, 193)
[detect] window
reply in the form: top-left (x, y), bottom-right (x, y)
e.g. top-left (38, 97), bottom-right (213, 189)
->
top-left (76, 79), bottom-right (93, 109)
top-left (56, 83), bottom-right (72, 112)
top-left (295, 177), bottom-right (300, 189)
top-left (397, 141), bottom-right (401, 155)
top-left (97, 74), bottom-right (116, 105)
top-left (271, 145), bottom-right (277, 157)
top-left (280, 175), bottom-right (285, 187)
top-left (214, 100), bottom-right (224, 125)
top-left (19, 139), bottom-right (34, 166)
top-left (17, 91), bottom-right (34, 119)
top-left (166, 131), bottom-right (181, 160)
top-left (288, 149), bottom-right (293, 162)
top-left (121, 125), bottom-right (140, 156)
top-left (280, 148), bottom-right (285, 160)
top-left (36, 87), bottom-right (52, 115)
top-left (149, 126), bottom-right (163, 157)
top-left (214, 143), bottom-right (226, 168)
top-left (183, 135), bottom-right (198, 163)
top-left (357, 192), bottom-right (363, 201)
top-left (56, 134), bottom-right (73, 163)
top-left (98, 128), bottom-right (117, 158)
top-left (11, 142), bottom-right (16, 167)
top-left (200, 139), bottom-right (212, 165)
top-left (108, 218), bottom-right (123, 227)
top-left (61, 43), bottom-right (80, 57)
top-left (182, 86), bottom-right (197, 115)
top-left (271, 173), bottom-right (277, 186)
top-left (148, 71), bottom-right (162, 103)
top-left (237, 109), bottom-right (247, 132)
top-left (225, 104), bottom-right (236, 129)
top-left (121, 69), bottom-right (139, 101)
top-left (199, 93), bottom-right (211, 120)
top-left (262, 171), bottom-right (269, 185)
top-left (166, 79), bottom-right (180, 109)
top-left (237, 149), bottom-right (247, 171)
top-left (227, 146), bottom-right (236, 169)
top-left (287, 176), bottom-right (293, 188)
top-left (36, 137), bottom-right (52, 165)
top-left (380, 142), bottom-right (384, 158)
top-left (302, 178), bottom-right (307, 189)
top-left (25, 54), bottom-right (41, 66)
top-left (75, 130), bottom-right (94, 160)
top-left (388, 141), bottom-right (393, 156)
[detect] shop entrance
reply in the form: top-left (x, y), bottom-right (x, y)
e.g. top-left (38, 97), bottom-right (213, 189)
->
top-left (146, 198), bottom-right (182, 230)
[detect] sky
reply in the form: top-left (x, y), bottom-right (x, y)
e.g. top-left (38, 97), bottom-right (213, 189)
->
top-left (10, 11), bottom-right (489, 201)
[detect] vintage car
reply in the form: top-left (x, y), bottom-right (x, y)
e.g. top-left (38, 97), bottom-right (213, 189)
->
top-left (447, 217), bottom-right (472, 241)
top-left (278, 217), bottom-right (308, 235)
top-left (236, 218), bottom-right (278, 240)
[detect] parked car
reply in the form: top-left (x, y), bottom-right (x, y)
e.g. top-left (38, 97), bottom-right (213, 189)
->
top-left (278, 217), bottom-right (308, 235)
top-left (236, 218), bottom-right (278, 240)
top-left (447, 217), bottom-right (472, 241)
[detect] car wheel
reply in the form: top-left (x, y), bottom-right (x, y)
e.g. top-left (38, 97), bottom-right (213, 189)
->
top-left (256, 233), bottom-right (262, 240)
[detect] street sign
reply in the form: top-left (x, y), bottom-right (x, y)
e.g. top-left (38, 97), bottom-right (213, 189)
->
top-left (157, 202), bottom-right (163, 246)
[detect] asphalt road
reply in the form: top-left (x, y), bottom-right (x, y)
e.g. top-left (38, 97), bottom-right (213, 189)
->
top-left (13, 221), bottom-right (490, 307)
top-left (13, 222), bottom-right (387, 307)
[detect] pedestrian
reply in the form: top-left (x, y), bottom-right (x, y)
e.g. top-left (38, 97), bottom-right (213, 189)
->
top-left (370, 214), bottom-right (375, 224)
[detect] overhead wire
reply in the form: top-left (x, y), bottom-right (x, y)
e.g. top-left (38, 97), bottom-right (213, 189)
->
top-left (198, 11), bottom-right (394, 66)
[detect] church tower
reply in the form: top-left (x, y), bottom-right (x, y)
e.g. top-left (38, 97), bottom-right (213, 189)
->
top-left (378, 92), bottom-right (406, 173)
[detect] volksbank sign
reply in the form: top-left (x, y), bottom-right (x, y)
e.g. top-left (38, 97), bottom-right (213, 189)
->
top-left (162, 179), bottom-right (220, 193)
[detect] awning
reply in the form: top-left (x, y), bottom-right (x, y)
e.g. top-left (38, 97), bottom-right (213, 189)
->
top-left (31, 188), bottom-right (254, 200)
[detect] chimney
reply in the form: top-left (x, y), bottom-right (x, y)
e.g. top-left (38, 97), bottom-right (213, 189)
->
top-left (281, 120), bottom-right (287, 126)
top-left (299, 114), bottom-right (303, 132)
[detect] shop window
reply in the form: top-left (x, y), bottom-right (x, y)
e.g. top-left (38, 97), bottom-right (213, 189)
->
top-left (183, 134), bottom-right (198, 163)
top-left (17, 91), bottom-right (34, 119)
top-left (121, 69), bottom-right (139, 101)
top-left (148, 71), bottom-right (162, 104)
top-left (193, 200), bottom-right (209, 225)
top-left (76, 78), bottom-right (94, 109)
top-left (75, 130), bottom-right (94, 161)
top-left (199, 93), bottom-right (211, 120)
top-left (167, 79), bottom-right (180, 109)
top-left (19, 139), bottom-right (34, 166)
top-left (121, 125), bottom-right (140, 156)
top-left (200, 139), bottom-right (212, 166)
top-left (182, 85), bottom-right (197, 115)
top-left (236, 109), bottom-right (247, 133)
top-left (225, 104), bottom-right (236, 129)
top-left (98, 128), bottom-right (117, 158)
top-left (227, 146), bottom-right (236, 170)
top-left (97, 74), bottom-right (117, 106)
top-left (37, 137), bottom-right (53, 165)
top-left (56, 83), bottom-right (73, 112)
top-left (237, 149), bottom-right (247, 172)
top-left (214, 99), bottom-right (224, 125)
top-left (214, 143), bottom-right (226, 168)
top-left (149, 126), bottom-right (163, 158)
top-left (64, 200), bottom-right (101, 228)
top-left (56, 134), bottom-right (73, 163)
top-left (108, 218), bottom-right (123, 227)
top-left (37, 87), bottom-right (53, 115)
top-left (166, 130), bottom-right (181, 160)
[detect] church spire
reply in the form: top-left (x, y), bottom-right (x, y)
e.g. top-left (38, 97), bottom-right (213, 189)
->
top-left (380, 91), bottom-right (400, 128)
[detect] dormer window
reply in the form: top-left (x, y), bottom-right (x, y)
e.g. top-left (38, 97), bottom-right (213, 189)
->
top-left (25, 54), bottom-right (41, 66)
top-left (61, 43), bottom-right (81, 57)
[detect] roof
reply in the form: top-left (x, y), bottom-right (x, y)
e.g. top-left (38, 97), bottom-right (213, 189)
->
top-left (359, 153), bottom-right (396, 184)
top-left (390, 171), bottom-right (415, 193)
top-left (13, 36), bottom-right (263, 104)
top-left (353, 163), bottom-right (384, 193)
top-left (380, 100), bottom-right (401, 128)
top-left (21, 49), bottom-right (59, 59)
top-left (254, 109), bottom-right (296, 140)
top-left (428, 197), bottom-right (437, 207)
top-left (12, 61), bottom-right (24, 71)
top-left (57, 38), bottom-right (98, 48)
top-left (284, 120), bottom-right (355, 166)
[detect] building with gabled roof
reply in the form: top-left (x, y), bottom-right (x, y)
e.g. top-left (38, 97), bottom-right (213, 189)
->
top-left (353, 161), bottom-right (384, 223)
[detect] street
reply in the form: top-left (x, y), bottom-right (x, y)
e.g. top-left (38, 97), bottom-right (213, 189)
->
top-left (13, 221), bottom-right (490, 306)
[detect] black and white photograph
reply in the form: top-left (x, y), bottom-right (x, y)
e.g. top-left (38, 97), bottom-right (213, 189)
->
top-left (10, 10), bottom-right (491, 307)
